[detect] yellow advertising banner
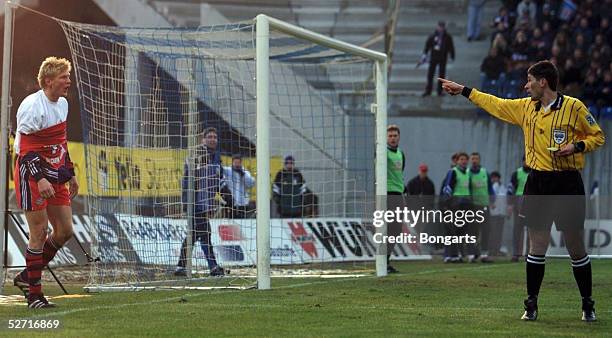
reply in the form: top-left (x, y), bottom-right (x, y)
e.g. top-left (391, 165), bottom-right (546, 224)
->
top-left (9, 138), bottom-right (282, 199)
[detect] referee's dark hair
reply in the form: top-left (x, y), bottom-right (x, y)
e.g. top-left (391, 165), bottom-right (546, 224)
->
top-left (527, 60), bottom-right (559, 91)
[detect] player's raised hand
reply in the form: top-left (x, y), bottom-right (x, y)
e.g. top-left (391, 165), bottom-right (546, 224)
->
top-left (438, 78), bottom-right (464, 95)
top-left (37, 178), bottom-right (55, 199)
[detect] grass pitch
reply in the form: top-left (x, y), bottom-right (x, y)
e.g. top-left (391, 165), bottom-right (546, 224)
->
top-left (1, 258), bottom-right (611, 337)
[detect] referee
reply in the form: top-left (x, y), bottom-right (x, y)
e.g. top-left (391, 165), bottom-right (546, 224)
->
top-left (439, 60), bottom-right (605, 322)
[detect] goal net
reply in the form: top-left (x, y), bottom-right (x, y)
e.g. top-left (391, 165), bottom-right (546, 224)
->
top-left (58, 15), bottom-right (390, 291)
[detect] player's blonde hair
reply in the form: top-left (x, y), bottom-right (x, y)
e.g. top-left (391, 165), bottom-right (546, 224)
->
top-left (37, 57), bottom-right (71, 89)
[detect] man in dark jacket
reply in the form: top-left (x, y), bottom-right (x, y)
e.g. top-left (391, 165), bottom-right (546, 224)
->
top-left (406, 163), bottom-right (436, 197)
top-left (422, 21), bottom-right (455, 97)
top-left (406, 163), bottom-right (435, 236)
top-left (176, 127), bottom-right (227, 277)
top-left (272, 155), bottom-right (308, 217)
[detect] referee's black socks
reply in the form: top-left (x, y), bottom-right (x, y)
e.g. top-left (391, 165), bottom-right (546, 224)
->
top-left (526, 254), bottom-right (546, 298)
top-left (571, 255), bottom-right (592, 299)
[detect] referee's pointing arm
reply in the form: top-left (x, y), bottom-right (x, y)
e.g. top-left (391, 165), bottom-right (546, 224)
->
top-left (439, 71), bottom-right (604, 171)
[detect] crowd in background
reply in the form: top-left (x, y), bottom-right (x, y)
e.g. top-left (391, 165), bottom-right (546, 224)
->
top-left (480, 0), bottom-right (612, 118)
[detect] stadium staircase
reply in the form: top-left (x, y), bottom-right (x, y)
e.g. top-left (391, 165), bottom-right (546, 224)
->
top-left (94, 0), bottom-right (500, 116)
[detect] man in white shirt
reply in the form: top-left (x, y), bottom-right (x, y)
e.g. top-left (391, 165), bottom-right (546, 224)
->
top-left (223, 154), bottom-right (255, 218)
top-left (12, 57), bottom-right (78, 309)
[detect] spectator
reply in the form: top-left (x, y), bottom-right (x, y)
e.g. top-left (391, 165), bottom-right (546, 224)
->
top-left (575, 17), bottom-right (594, 45)
top-left (516, 0), bottom-right (537, 23)
top-left (272, 155), bottom-right (308, 218)
top-left (481, 47), bottom-right (507, 94)
top-left (561, 58), bottom-right (583, 97)
top-left (406, 163), bottom-right (435, 198)
top-left (510, 30), bottom-right (532, 64)
top-left (515, 8), bottom-right (534, 32)
top-left (583, 70), bottom-right (604, 107)
top-left (552, 31), bottom-right (571, 60)
top-left (538, 1), bottom-right (559, 27)
top-left (598, 17), bottom-right (611, 46)
top-left (421, 21), bottom-right (455, 97)
top-left (602, 70), bottom-right (612, 107)
top-left (572, 48), bottom-right (588, 70)
top-left (550, 44), bottom-right (565, 70)
top-left (223, 154), bottom-right (255, 219)
top-left (540, 21), bottom-right (555, 46)
top-left (508, 30), bottom-right (532, 93)
top-left (492, 33), bottom-right (511, 59)
top-left (491, 21), bottom-right (512, 45)
top-left (406, 163), bottom-right (435, 233)
top-left (492, 6), bottom-right (511, 31)
top-left (590, 34), bottom-right (611, 65)
top-left (488, 171), bottom-right (508, 257)
top-left (573, 32), bottom-right (589, 54)
top-left (530, 27), bottom-right (549, 61)
top-left (467, 0), bottom-right (487, 41)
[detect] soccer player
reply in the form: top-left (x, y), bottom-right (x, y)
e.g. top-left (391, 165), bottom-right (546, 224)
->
top-left (386, 125), bottom-right (406, 273)
top-left (441, 152), bottom-right (472, 263)
top-left (440, 60), bottom-right (605, 321)
top-left (508, 156), bottom-right (531, 262)
top-left (175, 127), bottom-right (226, 277)
top-left (13, 57), bottom-right (78, 308)
top-left (468, 152), bottom-right (495, 263)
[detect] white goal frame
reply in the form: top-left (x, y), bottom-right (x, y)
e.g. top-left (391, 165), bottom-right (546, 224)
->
top-left (254, 15), bottom-right (388, 289)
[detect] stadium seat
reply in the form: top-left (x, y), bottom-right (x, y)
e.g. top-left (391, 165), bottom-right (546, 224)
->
top-left (601, 106), bottom-right (612, 119)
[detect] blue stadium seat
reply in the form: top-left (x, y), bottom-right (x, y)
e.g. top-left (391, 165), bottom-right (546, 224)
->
top-left (601, 106), bottom-right (612, 119)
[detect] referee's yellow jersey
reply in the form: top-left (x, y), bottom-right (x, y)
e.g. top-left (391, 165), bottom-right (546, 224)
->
top-left (467, 89), bottom-right (605, 171)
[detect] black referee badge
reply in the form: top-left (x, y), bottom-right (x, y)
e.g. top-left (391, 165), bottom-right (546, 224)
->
top-left (553, 129), bottom-right (566, 144)
top-left (585, 113), bottom-right (596, 126)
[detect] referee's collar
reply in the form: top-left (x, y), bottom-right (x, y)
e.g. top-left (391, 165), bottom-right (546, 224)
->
top-left (535, 92), bottom-right (564, 113)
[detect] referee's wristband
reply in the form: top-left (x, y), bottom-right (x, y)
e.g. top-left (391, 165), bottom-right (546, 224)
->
top-left (574, 141), bottom-right (586, 153)
top-left (461, 86), bottom-right (472, 98)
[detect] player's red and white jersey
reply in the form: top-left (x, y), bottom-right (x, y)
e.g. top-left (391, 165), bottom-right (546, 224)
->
top-left (14, 89), bottom-right (68, 156)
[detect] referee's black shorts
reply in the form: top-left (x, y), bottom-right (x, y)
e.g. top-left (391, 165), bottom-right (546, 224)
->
top-left (521, 169), bottom-right (585, 231)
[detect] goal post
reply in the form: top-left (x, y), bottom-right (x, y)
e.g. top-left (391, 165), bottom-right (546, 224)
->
top-left (0, 10), bottom-right (397, 292)
top-left (0, 0), bottom-right (16, 296)
top-left (254, 15), bottom-right (388, 289)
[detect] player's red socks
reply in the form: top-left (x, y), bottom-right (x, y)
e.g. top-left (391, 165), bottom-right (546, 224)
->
top-left (19, 237), bottom-right (62, 283)
top-left (42, 236), bottom-right (61, 266)
top-left (26, 247), bottom-right (44, 296)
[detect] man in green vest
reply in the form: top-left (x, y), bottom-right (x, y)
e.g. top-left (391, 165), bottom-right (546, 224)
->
top-left (386, 124), bottom-right (406, 273)
top-left (468, 152), bottom-right (495, 263)
top-left (509, 156), bottom-right (531, 262)
top-left (441, 152), bottom-right (471, 262)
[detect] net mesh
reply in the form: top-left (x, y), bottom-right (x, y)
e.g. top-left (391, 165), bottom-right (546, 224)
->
top-left (59, 19), bottom-right (377, 290)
